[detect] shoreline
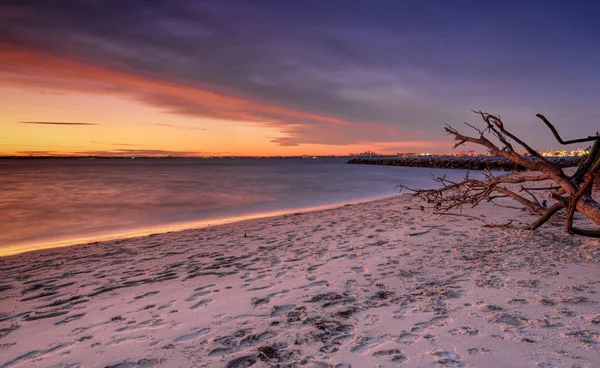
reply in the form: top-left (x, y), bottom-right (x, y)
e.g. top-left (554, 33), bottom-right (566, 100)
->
top-left (348, 155), bottom-right (579, 171)
top-left (1, 193), bottom-right (599, 367)
top-left (0, 194), bottom-right (395, 258)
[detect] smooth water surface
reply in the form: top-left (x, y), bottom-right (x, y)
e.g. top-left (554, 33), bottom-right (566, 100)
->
top-left (0, 158), bottom-right (475, 254)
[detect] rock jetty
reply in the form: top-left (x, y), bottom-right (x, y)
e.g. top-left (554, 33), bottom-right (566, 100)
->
top-left (347, 156), bottom-right (579, 171)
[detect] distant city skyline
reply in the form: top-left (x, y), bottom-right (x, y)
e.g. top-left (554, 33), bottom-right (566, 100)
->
top-left (1, 1), bottom-right (599, 156)
top-left (1, 147), bottom-right (589, 159)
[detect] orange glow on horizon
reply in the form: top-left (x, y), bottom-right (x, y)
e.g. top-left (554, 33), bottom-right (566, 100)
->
top-left (0, 43), bottom-right (449, 156)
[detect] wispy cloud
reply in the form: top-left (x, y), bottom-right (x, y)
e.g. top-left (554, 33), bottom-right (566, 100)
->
top-left (14, 149), bottom-right (215, 157)
top-left (152, 123), bottom-right (208, 131)
top-left (90, 141), bottom-right (136, 146)
top-left (84, 149), bottom-right (199, 156)
top-left (0, 44), bottom-right (396, 147)
top-left (20, 121), bottom-right (99, 126)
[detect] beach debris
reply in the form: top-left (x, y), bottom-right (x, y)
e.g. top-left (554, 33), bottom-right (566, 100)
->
top-left (407, 225), bottom-right (444, 236)
top-left (397, 111), bottom-right (600, 237)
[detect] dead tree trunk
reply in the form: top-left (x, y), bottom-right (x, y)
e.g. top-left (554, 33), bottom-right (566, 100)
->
top-left (399, 111), bottom-right (600, 237)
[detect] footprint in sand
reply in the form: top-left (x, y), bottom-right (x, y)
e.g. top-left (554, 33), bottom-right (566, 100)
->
top-left (174, 327), bottom-right (211, 343)
top-left (396, 332), bottom-right (420, 344)
top-left (251, 297), bottom-right (270, 306)
top-left (238, 331), bottom-right (277, 347)
top-left (208, 335), bottom-right (237, 356)
top-left (106, 335), bottom-right (150, 346)
top-left (563, 329), bottom-right (600, 345)
top-left (225, 355), bottom-right (257, 368)
top-left (247, 285), bottom-right (272, 292)
top-left (467, 347), bottom-right (491, 355)
top-left (23, 311), bottom-right (69, 321)
top-left (306, 362), bottom-right (353, 368)
top-left (208, 330), bottom-right (276, 358)
top-left (246, 275), bottom-right (267, 282)
top-left (157, 300), bottom-right (176, 310)
top-left (55, 313), bottom-right (86, 326)
top-left (373, 349), bottom-right (401, 356)
top-left (133, 291), bottom-right (160, 300)
top-left (194, 284), bottom-right (216, 291)
top-left (190, 299), bottom-right (214, 309)
top-left (115, 319), bottom-right (166, 332)
top-left (449, 326), bottom-right (479, 336)
top-left (307, 264), bottom-right (325, 273)
top-left (351, 336), bottom-right (381, 353)
top-left (583, 314), bottom-right (600, 325)
top-left (267, 289), bottom-right (289, 299)
top-left (104, 358), bottom-right (159, 368)
top-left (0, 343), bottom-right (75, 368)
top-left (555, 307), bottom-right (576, 317)
top-left (208, 346), bottom-right (234, 357)
top-left (300, 280), bottom-right (330, 289)
top-left (271, 304), bottom-right (295, 317)
top-left (428, 350), bottom-right (465, 367)
top-left (185, 290), bottom-right (212, 302)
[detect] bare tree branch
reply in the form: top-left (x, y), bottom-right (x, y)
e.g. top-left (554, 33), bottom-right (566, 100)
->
top-left (403, 111), bottom-right (600, 236)
top-left (528, 202), bottom-right (566, 231)
top-left (536, 114), bottom-right (600, 145)
top-left (572, 140), bottom-right (600, 184)
top-left (432, 212), bottom-right (513, 227)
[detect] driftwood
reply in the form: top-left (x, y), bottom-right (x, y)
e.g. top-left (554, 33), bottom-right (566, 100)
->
top-left (431, 212), bottom-right (513, 228)
top-left (399, 111), bottom-right (600, 237)
top-left (407, 225), bottom-right (444, 236)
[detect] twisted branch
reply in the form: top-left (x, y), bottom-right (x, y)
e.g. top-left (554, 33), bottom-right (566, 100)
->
top-left (402, 111), bottom-right (600, 237)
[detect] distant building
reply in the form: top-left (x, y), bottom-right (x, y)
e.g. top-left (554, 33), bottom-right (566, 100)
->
top-left (349, 151), bottom-right (383, 157)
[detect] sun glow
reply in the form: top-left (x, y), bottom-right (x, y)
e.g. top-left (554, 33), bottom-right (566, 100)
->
top-left (0, 45), bottom-right (438, 156)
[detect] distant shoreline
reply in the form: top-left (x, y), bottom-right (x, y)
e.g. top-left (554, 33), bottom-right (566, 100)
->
top-left (347, 155), bottom-right (579, 171)
top-left (0, 156), bottom-right (348, 160)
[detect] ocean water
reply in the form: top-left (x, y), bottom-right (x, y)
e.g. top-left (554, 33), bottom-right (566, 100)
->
top-left (0, 158), bottom-right (474, 255)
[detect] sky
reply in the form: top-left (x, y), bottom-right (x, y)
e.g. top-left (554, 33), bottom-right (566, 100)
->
top-left (1, 0), bottom-right (599, 156)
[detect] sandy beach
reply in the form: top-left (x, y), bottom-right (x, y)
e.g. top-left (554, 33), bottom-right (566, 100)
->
top-left (1, 194), bottom-right (600, 368)
top-left (3, 1), bottom-right (599, 366)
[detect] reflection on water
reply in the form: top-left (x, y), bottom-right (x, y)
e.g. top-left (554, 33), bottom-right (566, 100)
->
top-left (0, 158), bottom-right (475, 255)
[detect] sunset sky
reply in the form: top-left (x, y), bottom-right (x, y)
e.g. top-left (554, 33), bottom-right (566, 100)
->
top-left (1, 1), bottom-right (599, 156)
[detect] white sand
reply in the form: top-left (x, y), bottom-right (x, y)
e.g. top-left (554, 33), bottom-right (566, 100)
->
top-left (1, 194), bottom-right (599, 367)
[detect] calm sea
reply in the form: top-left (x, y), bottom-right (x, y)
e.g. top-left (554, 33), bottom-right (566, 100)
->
top-left (0, 158), bottom-right (472, 255)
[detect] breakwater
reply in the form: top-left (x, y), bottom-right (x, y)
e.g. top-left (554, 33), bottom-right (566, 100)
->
top-left (347, 156), bottom-right (579, 171)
